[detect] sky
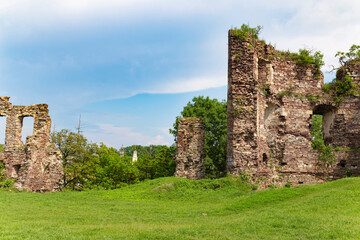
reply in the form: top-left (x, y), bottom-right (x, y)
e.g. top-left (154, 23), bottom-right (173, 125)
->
top-left (0, 0), bottom-right (359, 148)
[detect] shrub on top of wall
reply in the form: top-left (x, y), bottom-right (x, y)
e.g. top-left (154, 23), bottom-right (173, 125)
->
top-left (231, 24), bottom-right (262, 41)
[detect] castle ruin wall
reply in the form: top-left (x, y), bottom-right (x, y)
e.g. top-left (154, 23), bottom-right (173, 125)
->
top-left (227, 30), bottom-right (360, 187)
top-left (0, 97), bottom-right (63, 192)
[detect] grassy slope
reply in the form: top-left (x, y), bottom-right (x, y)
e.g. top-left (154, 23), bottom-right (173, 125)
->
top-left (0, 177), bottom-right (360, 240)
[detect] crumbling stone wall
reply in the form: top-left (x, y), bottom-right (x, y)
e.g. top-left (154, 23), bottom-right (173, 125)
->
top-left (227, 30), bottom-right (360, 188)
top-left (175, 117), bottom-right (205, 180)
top-left (0, 97), bottom-right (63, 192)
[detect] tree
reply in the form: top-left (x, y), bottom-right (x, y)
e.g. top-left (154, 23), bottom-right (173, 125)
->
top-left (134, 145), bottom-right (176, 180)
top-left (170, 96), bottom-right (227, 178)
top-left (153, 145), bottom-right (176, 178)
top-left (51, 129), bottom-right (99, 190)
top-left (51, 129), bottom-right (177, 190)
top-left (93, 144), bottom-right (139, 189)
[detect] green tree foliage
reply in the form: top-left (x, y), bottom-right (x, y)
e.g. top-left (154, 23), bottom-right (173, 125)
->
top-left (134, 146), bottom-right (176, 181)
top-left (311, 115), bottom-right (324, 150)
top-left (170, 96), bottom-right (227, 178)
top-left (51, 129), bottom-right (99, 190)
top-left (335, 44), bottom-right (360, 65)
top-left (51, 129), bottom-right (176, 190)
top-left (123, 145), bottom-right (172, 159)
top-left (92, 144), bottom-right (139, 189)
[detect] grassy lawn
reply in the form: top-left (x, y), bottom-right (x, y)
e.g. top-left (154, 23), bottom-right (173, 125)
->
top-left (0, 177), bottom-right (360, 239)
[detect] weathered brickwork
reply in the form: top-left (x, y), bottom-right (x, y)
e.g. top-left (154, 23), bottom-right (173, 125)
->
top-left (175, 118), bottom-right (205, 180)
top-left (0, 97), bottom-right (63, 192)
top-left (227, 30), bottom-right (360, 188)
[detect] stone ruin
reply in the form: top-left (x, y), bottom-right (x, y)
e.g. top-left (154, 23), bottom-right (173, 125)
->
top-left (175, 30), bottom-right (360, 188)
top-left (174, 117), bottom-right (205, 180)
top-left (0, 97), bottom-right (63, 192)
top-left (227, 30), bottom-right (360, 187)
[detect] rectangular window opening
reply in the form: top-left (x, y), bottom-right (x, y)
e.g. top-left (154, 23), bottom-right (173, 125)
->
top-left (21, 117), bottom-right (34, 144)
top-left (0, 116), bottom-right (6, 148)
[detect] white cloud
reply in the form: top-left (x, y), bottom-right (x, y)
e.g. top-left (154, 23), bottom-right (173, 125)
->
top-left (84, 123), bottom-right (170, 147)
top-left (1, 0), bottom-right (360, 99)
top-left (147, 135), bottom-right (169, 146)
top-left (264, 0), bottom-right (360, 73)
top-left (147, 75), bottom-right (226, 94)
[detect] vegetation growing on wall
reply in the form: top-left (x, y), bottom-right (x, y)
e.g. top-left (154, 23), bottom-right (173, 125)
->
top-left (232, 25), bottom-right (325, 77)
top-left (335, 44), bottom-right (360, 65)
top-left (321, 45), bottom-right (360, 104)
top-left (272, 48), bottom-right (325, 77)
top-left (322, 75), bottom-right (359, 104)
top-left (289, 49), bottom-right (325, 69)
top-left (231, 24), bottom-right (262, 41)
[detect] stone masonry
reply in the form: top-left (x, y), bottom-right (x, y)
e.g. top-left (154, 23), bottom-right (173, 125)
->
top-left (227, 30), bottom-right (360, 188)
top-left (0, 97), bottom-right (63, 192)
top-left (175, 117), bottom-right (205, 180)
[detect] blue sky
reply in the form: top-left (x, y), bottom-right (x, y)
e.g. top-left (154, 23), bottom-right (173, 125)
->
top-left (0, 0), bottom-right (359, 147)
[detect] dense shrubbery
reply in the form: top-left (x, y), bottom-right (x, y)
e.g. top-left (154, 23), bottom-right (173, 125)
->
top-left (50, 129), bottom-right (176, 191)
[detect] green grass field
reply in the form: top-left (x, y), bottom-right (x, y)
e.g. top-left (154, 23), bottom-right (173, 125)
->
top-left (1, 176), bottom-right (360, 239)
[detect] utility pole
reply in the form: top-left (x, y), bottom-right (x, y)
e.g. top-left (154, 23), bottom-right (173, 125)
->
top-left (76, 114), bottom-right (82, 135)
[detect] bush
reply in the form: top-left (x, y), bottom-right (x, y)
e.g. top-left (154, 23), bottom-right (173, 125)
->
top-left (290, 48), bottom-right (324, 69)
top-left (346, 169), bottom-right (353, 177)
top-left (321, 75), bottom-right (358, 103)
top-left (0, 162), bottom-right (15, 189)
top-left (231, 24), bottom-right (262, 40)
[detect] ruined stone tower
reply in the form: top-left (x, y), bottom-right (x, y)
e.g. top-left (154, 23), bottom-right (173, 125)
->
top-left (175, 117), bottom-right (205, 180)
top-left (0, 97), bottom-right (63, 192)
top-left (227, 30), bottom-right (360, 187)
